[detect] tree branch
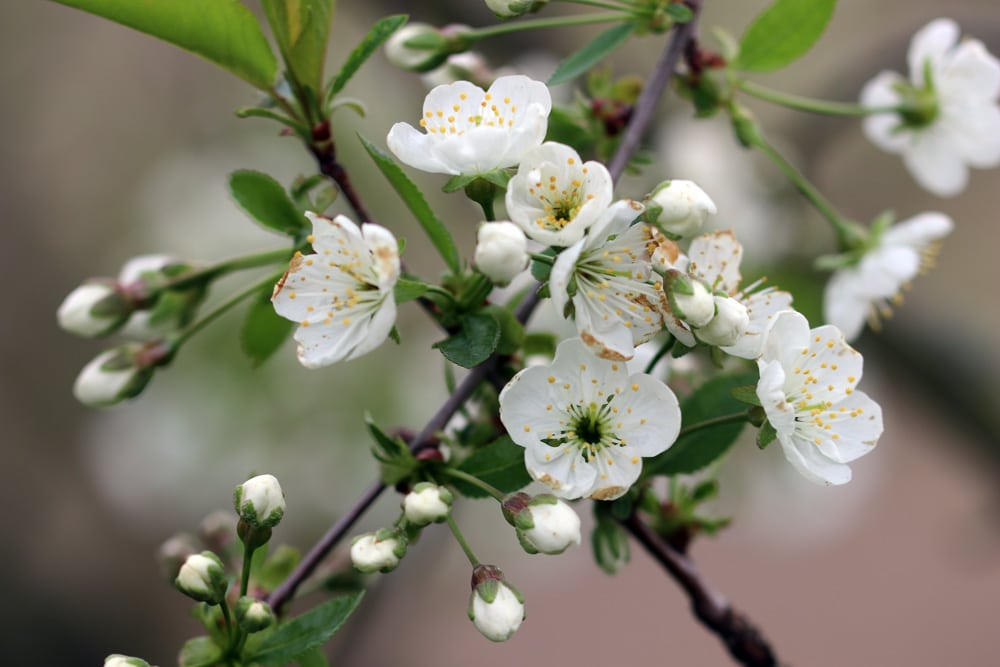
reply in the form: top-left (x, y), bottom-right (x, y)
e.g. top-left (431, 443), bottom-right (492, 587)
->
top-left (623, 513), bottom-right (780, 667)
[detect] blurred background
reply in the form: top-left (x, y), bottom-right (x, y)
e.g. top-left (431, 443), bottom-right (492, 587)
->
top-left (6, 0), bottom-right (1000, 664)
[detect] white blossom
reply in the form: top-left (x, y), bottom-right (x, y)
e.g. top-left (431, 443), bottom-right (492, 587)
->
top-left (474, 221), bottom-right (529, 285)
top-left (272, 213), bottom-right (399, 368)
top-left (514, 495), bottom-right (581, 555)
top-left (468, 566), bottom-right (525, 642)
top-left (646, 179), bottom-right (717, 239)
top-left (104, 656), bottom-right (151, 667)
top-left (549, 200), bottom-right (665, 361)
top-left (756, 311), bottom-right (883, 485)
top-left (385, 23), bottom-right (451, 72)
top-left (499, 338), bottom-right (681, 500)
top-left (485, 0), bottom-right (548, 19)
top-left (350, 530), bottom-right (407, 573)
top-left (402, 482), bottom-right (453, 526)
top-left (861, 18), bottom-right (1000, 196)
top-left (387, 75), bottom-right (551, 176)
top-left (824, 212), bottom-right (953, 341)
top-left (505, 141), bottom-right (613, 246)
top-left (175, 552), bottom-right (228, 604)
top-left (233, 474), bottom-right (285, 529)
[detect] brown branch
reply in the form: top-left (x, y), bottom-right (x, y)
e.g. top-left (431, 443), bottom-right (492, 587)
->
top-left (623, 513), bottom-right (780, 667)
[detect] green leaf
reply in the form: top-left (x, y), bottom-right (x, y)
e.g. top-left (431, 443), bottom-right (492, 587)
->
top-left (230, 170), bottom-right (308, 236)
top-left (295, 646), bottom-right (329, 667)
top-left (246, 591), bottom-right (365, 666)
top-left (359, 135), bottom-right (461, 274)
top-left (52, 0), bottom-right (277, 89)
top-left (365, 412), bottom-right (417, 485)
top-left (453, 436), bottom-right (532, 498)
top-left (179, 636), bottom-right (222, 667)
top-left (262, 0), bottom-right (335, 98)
top-left (523, 332), bottom-right (558, 359)
top-left (730, 384), bottom-right (762, 406)
top-left (240, 286), bottom-right (295, 368)
top-left (394, 278), bottom-right (431, 304)
top-left (645, 371), bottom-right (757, 477)
top-left (549, 22), bottom-right (634, 86)
top-left (482, 305), bottom-right (525, 355)
top-left (736, 0), bottom-right (837, 72)
top-left (254, 544), bottom-right (301, 591)
top-left (433, 312), bottom-right (501, 368)
top-left (591, 503), bottom-right (630, 574)
top-left (328, 15), bottom-right (408, 101)
top-left (664, 3), bottom-right (694, 22)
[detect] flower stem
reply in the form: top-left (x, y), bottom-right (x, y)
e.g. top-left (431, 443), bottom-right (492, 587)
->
top-left (172, 270), bottom-right (284, 348)
top-left (219, 599), bottom-right (238, 654)
top-left (644, 334), bottom-right (676, 374)
top-left (442, 468), bottom-right (506, 502)
top-left (736, 80), bottom-right (899, 116)
top-left (239, 544), bottom-right (257, 597)
top-left (678, 410), bottom-right (751, 438)
top-left (467, 12), bottom-right (629, 41)
top-left (446, 515), bottom-right (482, 567)
top-left (164, 248), bottom-right (294, 291)
top-left (556, 0), bottom-right (638, 11)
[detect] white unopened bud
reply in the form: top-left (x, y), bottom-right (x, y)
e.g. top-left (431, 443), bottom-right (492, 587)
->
top-left (104, 655), bottom-right (151, 667)
top-left (468, 565), bottom-right (525, 642)
top-left (668, 276), bottom-right (715, 328)
top-left (475, 221), bottom-right (529, 286)
top-left (647, 180), bottom-right (717, 239)
top-left (175, 551), bottom-right (228, 604)
top-left (236, 596), bottom-right (276, 633)
top-left (73, 345), bottom-right (158, 408)
top-left (695, 296), bottom-right (749, 347)
top-left (57, 282), bottom-right (131, 337)
top-left (485, 0), bottom-right (549, 19)
top-left (386, 23), bottom-right (469, 73)
top-left (518, 496), bottom-right (581, 555)
top-left (421, 52), bottom-right (494, 89)
top-left (402, 482), bottom-right (453, 526)
top-left (350, 529), bottom-right (407, 573)
top-left (234, 474), bottom-right (285, 529)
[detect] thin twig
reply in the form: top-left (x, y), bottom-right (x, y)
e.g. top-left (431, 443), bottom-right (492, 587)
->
top-left (623, 513), bottom-right (780, 667)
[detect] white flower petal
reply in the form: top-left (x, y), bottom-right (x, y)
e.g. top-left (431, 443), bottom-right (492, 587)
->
top-left (386, 122), bottom-right (453, 174)
top-left (907, 18), bottom-right (960, 85)
top-left (902, 128), bottom-right (969, 196)
top-left (687, 230), bottom-right (742, 294)
top-left (860, 72), bottom-right (909, 154)
top-left (722, 288), bottom-right (794, 360)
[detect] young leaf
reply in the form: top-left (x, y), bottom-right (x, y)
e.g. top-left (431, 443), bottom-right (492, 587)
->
top-left (295, 646), bottom-right (330, 667)
top-left (644, 371), bottom-right (757, 477)
top-left (736, 0), bottom-right (837, 72)
top-left (359, 135), bottom-right (461, 274)
top-left (452, 436), bottom-right (532, 498)
top-left (241, 285), bottom-right (295, 368)
top-left (179, 636), bottom-right (222, 667)
top-left (433, 312), bottom-right (501, 368)
top-left (327, 15), bottom-right (408, 101)
top-left (393, 278), bottom-right (431, 304)
top-left (549, 22), bottom-right (634, 86)
top-left (365, 412), bottom-right (417, 485)
top-left (261, 0), bottom-right (335, 98)
top-left (254, 544), bottom-right (301, 592)
top-left (730, 384), bottom-right (762, 406)
top-left (230, 170), bottom-right (308, 236)
top-left (246, 591), bottom-right (365, 666)
top-left (52, 0), bottom-right (277, 90)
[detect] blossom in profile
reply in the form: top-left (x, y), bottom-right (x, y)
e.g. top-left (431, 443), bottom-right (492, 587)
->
top-left (549, 200), bottom-right (664, 361)
top-left (468, 565), bottom-right (525, 642)
top-left (756, 311), bottom-right (883, 485)
top-left (505, 141), bottom-right (613, 247)
top-left (824, 212), bottom-right (953, 341)
top-left (272, 213), bottom-right (399, 368)
top-left (499, 338), bottom-right (681, 500)
top-left (387, 75), bottom-right (551, 176)
top-left (860, 18), bottom-right (1000, 196)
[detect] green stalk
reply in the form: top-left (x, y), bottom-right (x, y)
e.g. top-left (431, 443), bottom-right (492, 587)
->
top-left (678, 411), bottom-right (751, 438)
top-left (555, 0), bottom-right (638, 11)
top-left (165, 248), bottom-right (294, 291)
top-left (466, 12), bottom-right (628, 40)
top-left (446, 515), bottom-right (482, 567)
top-left (737, 80), bottom-right (900, 117)
top-left (643, 335), bottom-right (675, 374)
top-left (172, 270), bottom-right (285, 347)
top-left (442, 468), bottom-right (506, 502)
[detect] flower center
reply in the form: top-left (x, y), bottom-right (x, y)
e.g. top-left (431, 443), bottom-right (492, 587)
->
top-left (893, 61), bottom-right (940, 129)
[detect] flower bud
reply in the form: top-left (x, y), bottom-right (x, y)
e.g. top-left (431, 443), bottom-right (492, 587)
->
top-left (468, 565), bottom-right (525, 642)
top-left (666, 274), bottom-right (715, 328)
top-left (157, 533), bottom-right (200, 583)
top-left (474, 221), bottom-right (529, 286)
top-left (236, 596), bottom-right (276, 633)
top-left (73, 342), bottom-right (166, 408)
top-left (385, 24), bottom-right (471, 73)
top-left (421, 52), bottom-right (494, 89)
top-left (104, 655), bottom-right (151, 667)
top-left (234, 474), bottom-right (285, 529)
top-left (350, 529), bottom-right (407, 573)
top-left (175, 551), bottom-right (228, 604)
top-left (57, 282), bottom-right (132, 337)
top-left (695, 295), bottom-right (749, 347)
top-left (645, 180), bottom-right (717, 239)
top-left (402, 482), bottom-right (453, 526)
top-left (485, 0), bottom-right (549, 19)
top-left (502, 493), bottom-right (581, 555)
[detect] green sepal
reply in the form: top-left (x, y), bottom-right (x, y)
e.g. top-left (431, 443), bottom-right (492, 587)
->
top-left (393, 278), bottom-right (431, 304)
top-left (326, 15), bottom-right (408, 102)
top-left (442, 173), bottom-right (478, 193)
top-left (178, 636), bottom-right (223, 667)
top-left (730, 384), bottom-right (762, 406)
top-left (243, 591), bottom-right (365, 666)
top-left (515, 529), bottom-right (539, 555)
top-left (474, 578), bottom-right (501, 604)
top-left (591, 504), bottom-right (630, 575)
top-left (549, 22), bottom-right (635, 86)
top-left (433, 312), bottom-right (501, 368)
top-left (736, 0), bottom-right (837, 73)
top-left (756, 420), bottom-right (778, 449)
